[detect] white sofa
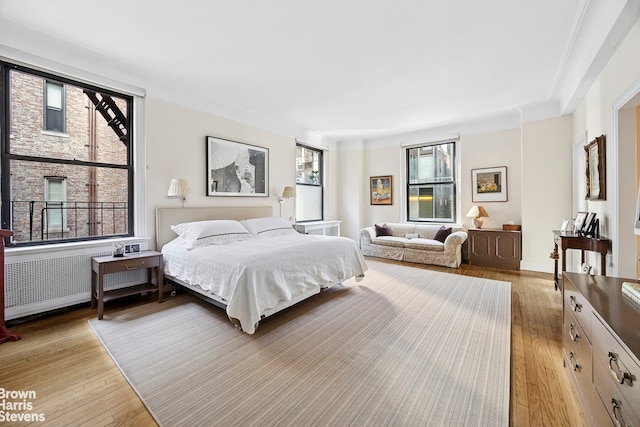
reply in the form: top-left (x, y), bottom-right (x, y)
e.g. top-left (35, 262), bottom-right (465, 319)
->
top-left (359, 223), bottom-right (467, 268)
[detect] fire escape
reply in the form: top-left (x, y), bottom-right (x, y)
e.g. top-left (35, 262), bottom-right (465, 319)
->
top-left (84, 90), bottom-right (128, 235)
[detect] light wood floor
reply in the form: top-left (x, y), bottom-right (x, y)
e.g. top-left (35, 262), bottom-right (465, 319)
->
top-left (1, 261), bottom-right (583, 427)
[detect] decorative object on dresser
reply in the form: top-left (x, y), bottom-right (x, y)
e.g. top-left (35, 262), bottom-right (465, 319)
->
top-left (562, 272), bottom-right (640, 426)
top-left (585, 134), bottom-right (606, 201)
top-left (167, 178), bottom-right (191, 207)
top-left (206, 136), bottom-right (268, 197)
top-left (0, 229), bottom-right (20, 344)
top-left (471, 166), bottom-right (507, 202)
top-left (369, 175), bottom-right (392, 205)
top-left (466, 205), bottom-right (489, 228)
top-left (550, 230), bottom-right (610, 290)
top-left (91, 251), bottom-right (165, 320)
top-left (467, 228), bottom-right (521, 271)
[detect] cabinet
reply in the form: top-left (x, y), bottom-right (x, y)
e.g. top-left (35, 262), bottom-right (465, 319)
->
top-left (467, 228), bottom-right (521, 271)
top-left (91, 251), bottom-right (164, 319)
top-left (294, 220), bottom-right (341, 236)
top-left (563, 272), bottom-right (640, 426)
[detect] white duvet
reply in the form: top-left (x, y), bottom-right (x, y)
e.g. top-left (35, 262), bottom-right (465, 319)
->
top-left (162, 233), bottom-right (368, 334)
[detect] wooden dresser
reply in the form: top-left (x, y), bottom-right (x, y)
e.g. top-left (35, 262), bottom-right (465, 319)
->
top-left (563, 272), bottom-right (640, 426)
top-left (467, 228), bottom-right (521, 271)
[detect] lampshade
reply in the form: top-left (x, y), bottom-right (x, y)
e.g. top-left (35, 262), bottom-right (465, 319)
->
top-left (168, 178), bottom-right (191, 206)
top-left (281, 186), bottom-right (296, 199)
top-left (466, 205), bottom-right (488, 218)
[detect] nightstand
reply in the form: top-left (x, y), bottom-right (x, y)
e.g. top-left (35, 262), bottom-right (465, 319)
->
top-left (91, 251), bottom-right (164, 319)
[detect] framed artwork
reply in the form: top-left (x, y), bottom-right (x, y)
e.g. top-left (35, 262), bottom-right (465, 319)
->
top-left (573, 211), bottom-right (588, 233)
top-left (370, 175), bottom-right (392, 205)
top-left (206, 136), bottom-right (268, 197)
top-left (585, 135), bottom-right (606, 200)
top-left (471, 166), bottom-right (507, 202)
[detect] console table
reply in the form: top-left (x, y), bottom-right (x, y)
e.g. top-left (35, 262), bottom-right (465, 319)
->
top-left (551, 230), bottom-right (610, 290)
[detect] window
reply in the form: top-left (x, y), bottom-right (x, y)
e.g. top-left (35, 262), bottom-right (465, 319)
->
top-left (406, 141), bottom-right (456, 222)
top-left (44, 81), bottom-right (65, 132)
top-left (295, 144), bottom-right (323, 221)
top-left (1, 62), bottom-right (134, 246)
top-left (45, 177), bottom-right (66, 233)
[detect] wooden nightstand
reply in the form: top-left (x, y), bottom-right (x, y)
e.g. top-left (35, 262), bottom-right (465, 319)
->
top-left (91, 251), bottom-right (164, 319)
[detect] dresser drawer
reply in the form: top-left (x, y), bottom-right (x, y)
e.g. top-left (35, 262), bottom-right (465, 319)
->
top-left (564, 309), bottom-right (592, 393)
top-left (564, 277), bottom-right (592, 341)
top-left (592, 314), bottom-right (640, 423)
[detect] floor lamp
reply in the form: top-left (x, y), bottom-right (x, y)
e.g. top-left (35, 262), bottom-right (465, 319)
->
top-left (0, 229), bottom-right (20, 344)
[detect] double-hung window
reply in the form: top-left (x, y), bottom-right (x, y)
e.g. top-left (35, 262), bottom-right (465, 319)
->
top-left (406, 140), bottom-right (457, 222)
top-left (295, 144), bottom-right (323, 222)
top-left (1, 62), bottom-right (134, 246)
top-left (44, 81), bottom-right (65, 133)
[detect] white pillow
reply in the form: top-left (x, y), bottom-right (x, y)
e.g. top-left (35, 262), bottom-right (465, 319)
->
top-left (240, 217), bottom-right (297, 238)
top-left (170, 220), bottom-right (253, 249)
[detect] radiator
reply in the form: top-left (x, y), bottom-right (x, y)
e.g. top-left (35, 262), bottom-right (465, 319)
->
top-left (5, 240), bottom-right (150, 320)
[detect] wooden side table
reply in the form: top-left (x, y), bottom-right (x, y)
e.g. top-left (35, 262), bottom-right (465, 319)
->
top-left (91, 251), bottom-right (164, 319)
top-left (550, 230), bottom-right (610, 291)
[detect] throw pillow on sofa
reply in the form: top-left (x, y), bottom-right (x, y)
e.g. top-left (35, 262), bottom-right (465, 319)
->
top-left (375, 223), bottom-right (392, 237)
top-left (434, 226), bottom-right (452, 243)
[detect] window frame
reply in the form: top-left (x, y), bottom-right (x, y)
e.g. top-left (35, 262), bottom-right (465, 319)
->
top-left (295, 143), bottom-right (324, 222)
top-left (0, 61), bottom-right (135, 247)
top-left (405, 140), bottom-right (457, 223)
top-left (44, 176), bottom-right (67, 232)
top-left (44, 80), bottom-right (66, 133)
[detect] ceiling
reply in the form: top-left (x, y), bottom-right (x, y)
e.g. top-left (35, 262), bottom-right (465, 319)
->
top-left (0, 0), bottom-right (638, 144)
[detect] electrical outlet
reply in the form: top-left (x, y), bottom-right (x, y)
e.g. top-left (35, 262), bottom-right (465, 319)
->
top-left (124, 243), bottom-right (140, 254)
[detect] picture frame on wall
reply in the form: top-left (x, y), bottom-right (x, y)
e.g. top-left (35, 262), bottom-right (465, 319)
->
top-left (370, 175), bottom-right (392, 205)
top-left (471, 166), bottom-right (507, 202)
top-left (585, 135), bottom-right (606, 200)
top-left (206, 136), bottom-right (269, 197)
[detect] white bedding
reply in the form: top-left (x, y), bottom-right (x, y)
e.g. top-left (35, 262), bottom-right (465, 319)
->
top-left (162, 233), bottom-right (368, 333)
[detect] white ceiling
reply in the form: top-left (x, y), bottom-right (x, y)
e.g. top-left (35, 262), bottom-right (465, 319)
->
top-left (0, 0), bottom-right (638, 144)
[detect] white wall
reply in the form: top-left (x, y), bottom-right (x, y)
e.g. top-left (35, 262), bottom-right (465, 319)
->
top-left (573, 16), bottom-right (640, 278)
top-left (144, 97), bottom-right (298, 246)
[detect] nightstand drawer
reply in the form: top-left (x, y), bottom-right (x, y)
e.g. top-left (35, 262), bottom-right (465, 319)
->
top-left (100, 255), bottom-right (161, 274)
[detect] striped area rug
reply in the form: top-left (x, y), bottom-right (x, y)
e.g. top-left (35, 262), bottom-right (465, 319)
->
top-left (89, 259), bottom-right (511, 426)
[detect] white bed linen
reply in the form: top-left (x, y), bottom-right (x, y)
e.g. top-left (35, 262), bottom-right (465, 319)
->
top-left (162, 233), bottom-right (368, 334)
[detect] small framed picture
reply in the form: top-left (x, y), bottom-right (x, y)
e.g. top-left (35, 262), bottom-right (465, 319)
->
top-left (471, 166), bottom-right (507, 202)
top-left (560, 220), bottom-right (570, 232)
top-left (583, 212), bottom-right (596, 233)
top-left (370, 175), bottom-right (392, 205)
top-left (573, 211), bottom-right (588, 233)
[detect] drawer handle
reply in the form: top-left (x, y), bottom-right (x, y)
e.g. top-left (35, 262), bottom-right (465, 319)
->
top-left (611, 398), bottom-right (632, 427)
top-left (569, 323), bottom-right (580, 342)
top-left (609, 352), bottom-right (634, 386)
top-left (569, 351), bottom-right (580, 372)
top-left (569, 295), bottom-right (582, 312)
top-left (123, 261), bottom-right (144, 271)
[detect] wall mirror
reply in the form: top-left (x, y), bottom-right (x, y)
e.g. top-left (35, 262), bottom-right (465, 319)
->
top-left (585, 135), bottom-right (606, 200)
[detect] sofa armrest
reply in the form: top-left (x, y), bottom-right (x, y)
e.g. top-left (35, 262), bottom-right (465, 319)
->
top-left (444, 231), bottom-right (467, 251)
top-left (359, 227), bottom-right (376, 247)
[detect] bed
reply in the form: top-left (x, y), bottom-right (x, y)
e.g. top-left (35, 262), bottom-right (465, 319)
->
top-left (156, 207), bottom-right (368, 334)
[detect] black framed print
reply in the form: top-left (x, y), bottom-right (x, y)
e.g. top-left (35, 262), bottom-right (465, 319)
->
top-left (206, 136), bottom-right (269, 197)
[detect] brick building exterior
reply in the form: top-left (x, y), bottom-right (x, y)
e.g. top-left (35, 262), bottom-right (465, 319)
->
top-left (9, 70), bottom-right (130, 243)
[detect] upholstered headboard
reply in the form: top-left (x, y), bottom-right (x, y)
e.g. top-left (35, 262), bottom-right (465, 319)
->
top-left (155, 206), bottom-right (273, 250)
